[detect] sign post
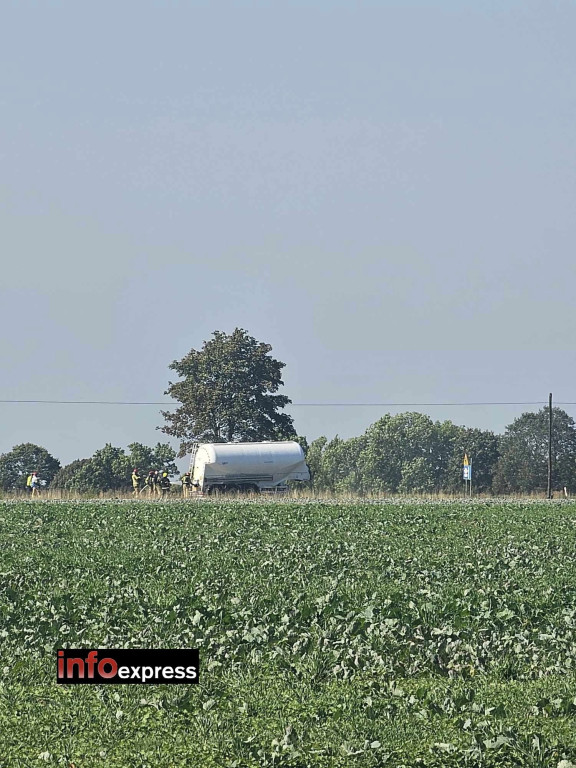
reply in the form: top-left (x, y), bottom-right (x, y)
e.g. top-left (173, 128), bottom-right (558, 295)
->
top-left (463, 454), bottom-right (472, 497)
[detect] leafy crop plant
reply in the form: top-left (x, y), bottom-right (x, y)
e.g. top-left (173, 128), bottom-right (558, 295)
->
top-left (1, 499), bottom-right (576, 766)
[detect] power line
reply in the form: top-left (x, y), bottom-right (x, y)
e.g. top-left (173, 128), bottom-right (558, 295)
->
top-left (291, 402), bottom-right (551, 407)
top-left (0, 400), bottom-right (171, 405)
top-left (0, 399), bottom-right (563, 407)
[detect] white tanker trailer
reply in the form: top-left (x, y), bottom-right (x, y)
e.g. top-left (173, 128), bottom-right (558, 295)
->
top-left (189, 441), bottom-right (310, 494)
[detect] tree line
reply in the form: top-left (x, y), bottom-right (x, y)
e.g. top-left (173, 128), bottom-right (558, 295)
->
top-left (1, 407), bottom-right (574, 495)
top-left (1, 329), bottom-right (574, 496)
top-left (0, 442), bottom-right (177, 494)
top-left (305, 407), bottom-right (576, 495)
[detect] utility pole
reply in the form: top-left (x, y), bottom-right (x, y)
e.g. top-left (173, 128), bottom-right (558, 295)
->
top-left (547, 392), bottom-right (553, 500)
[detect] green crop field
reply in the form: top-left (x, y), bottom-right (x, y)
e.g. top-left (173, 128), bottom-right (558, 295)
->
top-left (1, 500), bottom-right (576, 767)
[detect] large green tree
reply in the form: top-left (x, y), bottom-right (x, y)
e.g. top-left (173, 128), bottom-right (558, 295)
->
top-left (127, 442), bottom-right (177, 477)
top-left (161, 328), bottom-right (296, 455)
top-left (0, 443), bottom-right (60, 491)
top-left (358, 412), bottom-right (459, 493)
top-left (50, 459), bottom-right (92, 492)
top-left (76, 444), bottom-right (131, 493)
top-left (493, 407), bottom-right (576, 494)
top-left (308, 415), bottom-right (465, 495)
top-left (306, 435), bottom-right (367, 493)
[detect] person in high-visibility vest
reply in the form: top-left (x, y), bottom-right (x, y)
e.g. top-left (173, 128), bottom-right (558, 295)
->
top-left (180, 472), bottom-right (192, 498)
top-left (26, 473), bottom-right (33, 494)
top-left (159, 471), bottom-right (171, 498)
top-left (131, 468), bottom-right (141, 496)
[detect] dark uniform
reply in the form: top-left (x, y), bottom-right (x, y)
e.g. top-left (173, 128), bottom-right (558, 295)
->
top-left (159, 471), bottom-right (171, 498)
top-left (145, 471), bottom-right (156, 496)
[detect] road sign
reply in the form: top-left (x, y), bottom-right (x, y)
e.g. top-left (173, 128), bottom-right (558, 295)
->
top-left (463, 454), bottom-right (472, 495)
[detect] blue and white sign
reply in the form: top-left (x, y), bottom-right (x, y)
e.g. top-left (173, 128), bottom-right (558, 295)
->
top-left (463, 465), bottom-right (471, 480)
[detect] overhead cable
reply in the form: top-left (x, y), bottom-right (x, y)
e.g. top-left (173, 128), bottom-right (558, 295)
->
top-left (0, 399), bottom-right (560, 407)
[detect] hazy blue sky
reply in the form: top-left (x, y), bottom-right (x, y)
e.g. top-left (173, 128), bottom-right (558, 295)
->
top-left (1, 0), bottom-right (575, 468)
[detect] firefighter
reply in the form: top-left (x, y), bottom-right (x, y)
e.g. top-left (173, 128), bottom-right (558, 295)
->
top-left (131, 468), bottom-right (141, 496)
top-left (180, 471), bottom-right (192, 498)
top-left (145, 470), bottom-right (156, 497)
top-left (159, 471), bottom-right (171, 498)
